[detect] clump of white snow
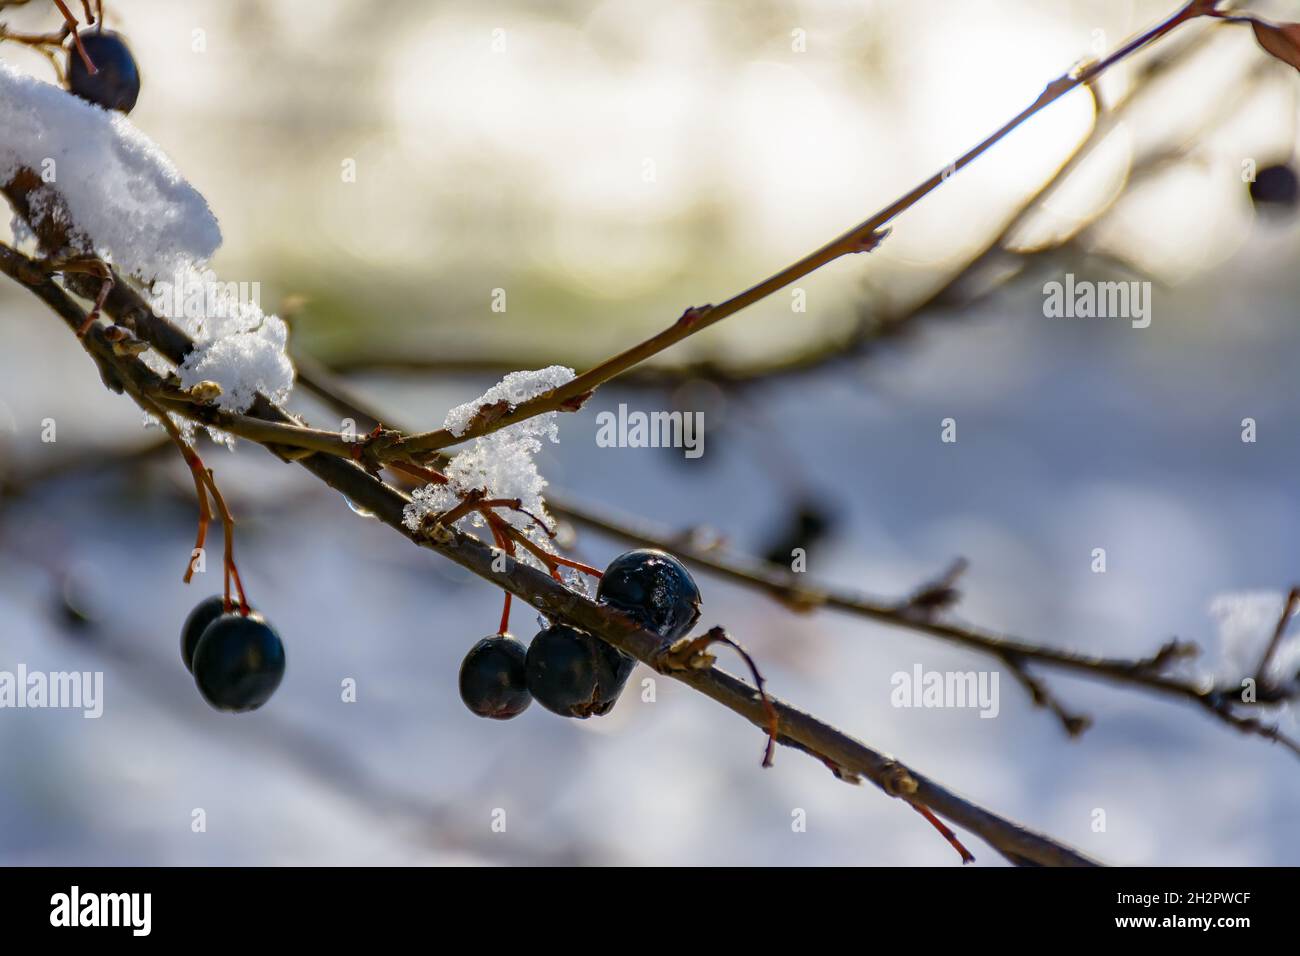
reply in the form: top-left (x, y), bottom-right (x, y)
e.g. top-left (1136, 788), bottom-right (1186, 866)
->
top-left (442, 365), bottom-right (576, 437)
top-left (0, 61), bottom-right (294, 420)
top-left (0, 60), bottom-right (220, 282)
top-left (159, 266), bottom-right (295, 412)
top-left (404, 368), bottom-right (576, 557)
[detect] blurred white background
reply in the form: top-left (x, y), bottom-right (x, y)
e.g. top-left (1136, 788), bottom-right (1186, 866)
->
top-left (2, 0), bottom-right (1300, 864)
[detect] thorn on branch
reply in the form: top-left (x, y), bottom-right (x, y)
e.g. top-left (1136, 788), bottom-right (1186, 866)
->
top-left (1133, 638), bottom-right (1199, 675)
top-left (675, 304), bottom-right (714, 328)
top-left (851, 227), bottom-right (891, 254)
top-left (558, 390), bottom-right (594, 412)
top-left (821, 757), bottom-right (862, 784)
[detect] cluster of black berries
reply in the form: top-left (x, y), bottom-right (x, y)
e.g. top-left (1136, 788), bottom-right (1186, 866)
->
top-left (180, 597), bottom-right (286, 713)
top-left (67, 30), bottom-right (140, 114)
top-left (459, 549), bottom-right (701, 720)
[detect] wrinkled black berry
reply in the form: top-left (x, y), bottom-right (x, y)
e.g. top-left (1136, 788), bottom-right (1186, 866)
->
top-left (67, 30), bottom-right (141, 113)
top-left (1250, 164), bottom-right (1299, 211)
top-left (192, 613), bottom-right (285, 713)
top-left (597, 549), bottom-right (701, 640)
top-left (180, 595), bottom-right (232, 673)
top-left (459, 634), bottom-right (532, 720)
top-left (525, 624), bottom-right (633, 718)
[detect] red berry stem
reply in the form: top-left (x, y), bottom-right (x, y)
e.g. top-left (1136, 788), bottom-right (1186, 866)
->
top-left (487, 519), bottom-right (516, 634)
top-left (386, 459), bottom-right (449, 486)
top-left (546, 553), bottom-right (603, 579)
top-left (201, 468), bottom-right (250, 616)
top-left (494, 519), bottom-right (600, 581)
top-left (137, 394), bottom-right (214, 587)
top-left (909, 802), bottom-right (976, 865)
top-left (51, 0), bottom-right (97, 74)
top-left (475, 497), bottom-right (555, 539)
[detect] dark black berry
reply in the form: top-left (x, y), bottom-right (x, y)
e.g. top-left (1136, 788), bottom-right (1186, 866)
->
top-left (67, 30), bottom-right (141, 113)
top-left (761, 500), bottom-right (833, 568)
top-left (191, 613), bottom-right (286, 713)
top-left (459, 634), bottom-right (532, 720)
top-left (525, 624), bottom-right (633, 718)
top-left (597, 549), bottom-right (701, 640)
top-left (1250, 164), bottom-right (1299, 211)
top-left (180, 595), bottom-right (231, 673)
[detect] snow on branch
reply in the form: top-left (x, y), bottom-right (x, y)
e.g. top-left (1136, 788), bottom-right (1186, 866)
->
top-left (0, 60), bottom-right (292, 417)
top-left (0, 59), bottom-right (218, 279)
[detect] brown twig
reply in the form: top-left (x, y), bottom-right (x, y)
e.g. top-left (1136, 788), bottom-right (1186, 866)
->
top-left (1255, 586), bottom-right (1300, 685)
top-left (387, 1), bottom-right (1218, 460)
top-left (200, 465), bottom-right (249, 615)
top-left (291, 29), bottom-right (1233, 393)
top-left (21, 251), bottom-right (1291, 757)
top-left (544, 497), bottom-right (1300, 755)
top-left (287, 339), bottom-right (1300, 754)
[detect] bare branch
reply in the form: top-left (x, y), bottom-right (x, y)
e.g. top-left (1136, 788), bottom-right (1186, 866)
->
top-left (389, 1), bottom-right (1216, 459)
top-left (0, 238), bottom-right (1096, 867)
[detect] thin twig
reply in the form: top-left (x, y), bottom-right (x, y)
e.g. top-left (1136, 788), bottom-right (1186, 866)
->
top-left (655, 626), bottom-right (780, 768)
top-left (135, 393), bottom-right (211, 586)
top-left (1255, 586), bottom-right (1300, 684)
top-left (388, 1), bottom-right (1217, 460)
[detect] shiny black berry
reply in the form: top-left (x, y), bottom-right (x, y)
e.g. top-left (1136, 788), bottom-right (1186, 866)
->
top-left (180, 595), bottom-right (231, 673)
top-left (1250, 164), bottom-right (1299, 211)
top-left (191, 613), bottom-right (285, 713)
top-left (67, 30), bottom-right (141, 113)
top-left (525, 624), bottom-right (633, 718)
top-left (597, 549), bottom-right (701, 640)
top-left (459, 634), bottom-right (531, 720)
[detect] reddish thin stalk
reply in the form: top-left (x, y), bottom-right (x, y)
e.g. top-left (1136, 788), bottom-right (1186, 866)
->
top-left (475, 498), bottom-right (555, 538)
top-left (136, 394), bottom-right (212, 585)
top-left (488, 520), bottom-right (516, 634)
top-left (386, 459), bottom-right (449, 485)
top-left (910, 802), bottom-right (976, 864)
top-left (547, 553), bottom-right (603, 578)
top-left (708, 630), bottom-right (778, 768)
top-left (201, 468), bottom-right (250, 615)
